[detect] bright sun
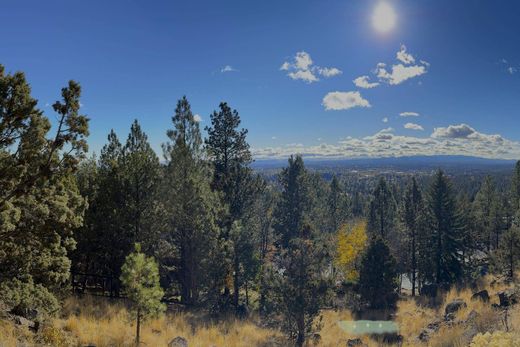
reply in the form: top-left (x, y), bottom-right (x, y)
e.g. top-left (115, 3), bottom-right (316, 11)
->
top-left (372, 2), bottom-right (396, 33)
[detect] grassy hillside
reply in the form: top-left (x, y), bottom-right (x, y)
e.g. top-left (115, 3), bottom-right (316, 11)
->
top-left (1, 276), bottom-right (518, 347)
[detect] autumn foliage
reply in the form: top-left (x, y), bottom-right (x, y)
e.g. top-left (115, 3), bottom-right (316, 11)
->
top-left (335, 220), bottom-right (368, 282)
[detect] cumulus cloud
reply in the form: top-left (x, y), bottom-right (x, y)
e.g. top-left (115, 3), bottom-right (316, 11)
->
top-left (352, 45), bottom-right (428, 88)
top-left (288, 70), bottom-right (318, 83)
top-left (353, 75), bottom-right (380, 89)
top-left (396, 44), bottom-right (415, 64)
top-left (404, 122), bottom-right (424, 131)
top-left (431, 123), bottom-right (504, 144)
top-left (382, 117), bottom-right (389, 123)
top-left (400, 111), bottom-right (420, 117)
top-left (193, 114), bottom-right (202, 123)
top-left (318, 67), bottom-right (342, 77)
top-left (251, 123), bottom-right (519, 160)
top-left (281, 51), bottom-right (342, 83)
top-left (221, 65), bottom-right (237, 73)
top-left (322, 91), bottom-right (371, 111)
top-left (376, 63), bottom-right (427, 85)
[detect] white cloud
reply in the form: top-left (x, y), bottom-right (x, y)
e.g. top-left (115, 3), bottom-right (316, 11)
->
top-left (508, 67), bottom-right (517, 75)
top-left (281, 51), bottom-right (341, 83)
top-left (376, 63), bottom-right (427, 85)
top-left (404, 122), bottom-right (424, 131)
top-left (396, 44), bottom-right (415, 65)
top-left (294, 51), bottom-right (313, 70)
top-left (355, 45), bottom-right (429, 87)
top-left (382, 117), bottom-right (389, 123)
top-left (431, 124), bottom-right (475, 139)
top-left (318, 67), bottom-right (342, 77)
top-left (280, 62), bottom-right (290, 71)
top-left (322, 91), bottom-right (371, 111)
top-left (221, 65), bottom-right (237, 73)
top-left (251, 123), bottom-right (519, 160)
top-left (353, 75), bottom-right (380, 89)
top-left (193, 114), bottom-right (202, 123)
top-left (400, 112), bottom-right (419, 117)
top-left (288, 70), bottom-right (319, 83)
top-left (431, 123), bottom-right (504, 144)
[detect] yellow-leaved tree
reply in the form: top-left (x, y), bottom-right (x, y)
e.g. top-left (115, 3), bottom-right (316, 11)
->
top-left (335, 220), bottom-right (368, 282)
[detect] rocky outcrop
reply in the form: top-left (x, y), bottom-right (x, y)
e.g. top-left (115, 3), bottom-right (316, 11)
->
top-left (471, 290), bottom-right (489, 302)
top-left (445, 299), bottom-right (467, 319)
top-left (346, 338), bottom-right (366, 347)
top-left (418, 320), bottom-right (441, 342)
top-left (168, 336), bottom-right (188, 347)
top-left (498, 289), bottom-right (518, 307)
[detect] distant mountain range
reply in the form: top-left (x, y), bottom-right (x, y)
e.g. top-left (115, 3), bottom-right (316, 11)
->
top-left (252, 155), bottom-right (517, 171)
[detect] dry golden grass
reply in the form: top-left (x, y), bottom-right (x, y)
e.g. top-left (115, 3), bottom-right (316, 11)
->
top-left (56, 296), bottom-right (284, 347)
top-left (0, 319), bottom-right (28, 347)
top-left (1, 276), bottom-right (519, 347)
top-left (395, 297), bottom-right (437, 343)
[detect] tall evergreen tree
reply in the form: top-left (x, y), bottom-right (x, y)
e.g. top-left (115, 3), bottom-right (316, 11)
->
top-left (367, 177), bottom-right (396, 240)
top-left (273, 155), bottom-right (313, 248)
top-left (358, 238), bottom-right (399, 309)
top-left (161, 96), bottom-right (223, 306)
top-left (400, 178), bottom-right (423, 296)
top-left (422, 170), bottom-right (465, 285)
top-left (511, 160), bottom-right (520, 212)
top-left (122, 120), bottom-right (161, 249)
top-left (473, 175), bottom-right (496, 251)
top-left (94, 130), bottom-right (128, 295)
top-left (327, 175), bottom-right (349, 232)
top-left (494, 210), bottom-right (520, 280)
top-left (204, 102), bottom-right (260, 312)
top-left (0, 66), bottom-right (89, 314)
top-left (205, 102), bottom-right (253, 221)
top-left (269, 156), bottom-right (330, 347)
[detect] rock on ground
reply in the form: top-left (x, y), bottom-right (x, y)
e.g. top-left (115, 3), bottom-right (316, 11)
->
top-left (168, 336), bottom-right (188, 347)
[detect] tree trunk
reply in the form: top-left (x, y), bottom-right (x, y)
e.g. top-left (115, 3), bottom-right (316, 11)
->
top-left (136, 308), bottom-right (141, 346)
top-left (411, 230), bottom-right (416, 297)
top-left (245, 280), bottom-right (249, 307)
top-left (233, 252), bottom-right (240, 313)
top-left (296, 313), bottom-right (305, 347)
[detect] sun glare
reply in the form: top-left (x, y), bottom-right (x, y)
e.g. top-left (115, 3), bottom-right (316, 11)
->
top-left (372, 2), bottom-right (396, 33)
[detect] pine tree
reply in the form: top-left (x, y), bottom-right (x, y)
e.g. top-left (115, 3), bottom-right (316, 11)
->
top-left (122, 120), bottom-right (161, 249)
top-left (160, 96), bottom-right (223, 306)
top-left (273, 155), bottom-right (313, 248)
top-left (272, 224), bottom-right (330, 347)
top-left (367, 177), bottom-right (396, 240)
top-left (205, 102), bottom-right (253, 221)
top-left (423, 170), bottom-right (465, 285)
top-left (327, 175), bottom-right (349, 232)
top-left (269, 156), bottom-right (331, 347)
top-left (358, 237), bottom-right (399, 309)
top-left (94, 130), bottom-right (128, 295)
top-left (511, 161), bottom-right (520, 212)
top-left (473, 175), bottom-right (496, 251)
top-left (494, 210), bottom-right (520, 280)
top-left (204, 102), bottom-right (260, 312)
top-left (0, 66), bottom-right (89, 314)
top-left (400, 178), bottom-right (423, 296)
top-left (120, 243), bottom-right (165, 345)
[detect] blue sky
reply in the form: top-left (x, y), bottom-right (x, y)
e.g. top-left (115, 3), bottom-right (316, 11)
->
top-left (2, 0), bottom-right (520, 159)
